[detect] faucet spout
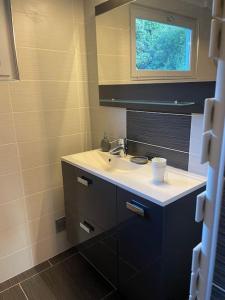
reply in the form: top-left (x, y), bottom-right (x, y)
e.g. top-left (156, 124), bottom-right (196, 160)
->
top-left (109, 138), bottom-right (127, 157)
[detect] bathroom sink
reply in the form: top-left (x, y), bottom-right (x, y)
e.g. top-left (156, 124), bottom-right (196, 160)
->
top-left (71, 150), bottom-right (142, 173)
top-left (62, 150), bottom-right (206, 206)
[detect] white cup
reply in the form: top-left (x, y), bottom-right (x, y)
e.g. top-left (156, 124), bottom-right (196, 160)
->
top-left (151, 157), bottom-right (167, 184)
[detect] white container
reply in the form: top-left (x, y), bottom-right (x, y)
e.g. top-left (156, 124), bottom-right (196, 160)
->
top-left (151, 157), bottom-right (167, 184)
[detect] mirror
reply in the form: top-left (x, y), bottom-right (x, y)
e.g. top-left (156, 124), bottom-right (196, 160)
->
top-left (95, 0), bottom-right (216, 113)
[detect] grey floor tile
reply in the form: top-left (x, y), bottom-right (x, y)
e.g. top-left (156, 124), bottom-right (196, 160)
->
top-left (103, 292), bottom-right (125, 300)
top-left (0, 285), bottom-right (27, 300)
top-left (49, 246), bottom-right (78, 265)
top-left (21, 254), bottom-right (113, 300)
top-left (0, 261), bottom-right (50, 293)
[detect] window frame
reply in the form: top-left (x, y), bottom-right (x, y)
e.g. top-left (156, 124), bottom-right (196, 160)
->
top-left (130, 5), bottom-right (199, 80)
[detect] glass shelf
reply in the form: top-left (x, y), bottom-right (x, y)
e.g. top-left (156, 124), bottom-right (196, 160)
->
top-left (100, 99), bottom-right (195, 106)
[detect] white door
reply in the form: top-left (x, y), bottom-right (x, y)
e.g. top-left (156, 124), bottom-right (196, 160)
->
top-left (189, 1), bottom-right (225, 299)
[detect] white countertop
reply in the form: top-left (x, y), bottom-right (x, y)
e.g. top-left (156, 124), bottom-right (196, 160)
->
top-left (62, 150), bottom-right (206, 207)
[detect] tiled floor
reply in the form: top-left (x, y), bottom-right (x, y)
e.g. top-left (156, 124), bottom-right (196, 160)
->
top-left (0, 248), bottom-right (123, 300)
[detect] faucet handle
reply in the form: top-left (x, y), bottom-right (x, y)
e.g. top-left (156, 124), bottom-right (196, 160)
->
top-left (119, 138), bottom-right (128, 155)
top-left (118, 138), bottom-right (125, 146)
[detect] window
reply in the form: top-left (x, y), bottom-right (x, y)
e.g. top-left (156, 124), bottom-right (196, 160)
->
top-left (131, 5), bottom-right (198, 79)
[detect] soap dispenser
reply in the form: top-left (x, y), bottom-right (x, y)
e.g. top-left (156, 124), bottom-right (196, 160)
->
top-left (100, 133), bottom-right (111, 152)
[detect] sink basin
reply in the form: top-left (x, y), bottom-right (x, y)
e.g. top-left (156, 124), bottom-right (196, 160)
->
top-left (72, 150), bottom-right (143, 173)
top-left (62, 150), bottom-right (206, 206)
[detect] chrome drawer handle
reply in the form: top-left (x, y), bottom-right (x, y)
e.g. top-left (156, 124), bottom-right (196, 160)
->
top-left (80, 221), bottom-right (94, 234)
top-left (77, 176), bottom-right (92, 187)
top-left (126, 202), bottom-right (145, 217)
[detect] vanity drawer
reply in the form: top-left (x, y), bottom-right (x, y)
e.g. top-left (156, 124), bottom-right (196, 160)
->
top-left (62, 162), bottom-right (117, 241)
top-left (117, 188), bottom-right (163, 299)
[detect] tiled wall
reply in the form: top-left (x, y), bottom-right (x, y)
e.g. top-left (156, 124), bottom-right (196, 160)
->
top-left (0, 0), bottom-right (92, 283)
top-left (86, 0), bottom-right (127, 148)
top-left (96, 0), bottom-right (216, 85)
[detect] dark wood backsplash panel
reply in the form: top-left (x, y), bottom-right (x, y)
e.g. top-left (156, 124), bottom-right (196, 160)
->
top-left (211, 286), bottom-right (225, 300)
top-left (127, 111), bottom-right (191, 153)
top-left (127, 140), bottom-right (189, 170)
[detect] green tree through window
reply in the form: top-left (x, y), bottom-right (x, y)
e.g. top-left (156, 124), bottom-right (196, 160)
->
top-left (136, 18), bottom-right (192, 71)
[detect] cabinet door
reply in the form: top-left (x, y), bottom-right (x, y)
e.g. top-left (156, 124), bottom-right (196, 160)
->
top-left (117, 188), bottom-right (163, 299)
top-left (62, 162), bottom-right (117, 285)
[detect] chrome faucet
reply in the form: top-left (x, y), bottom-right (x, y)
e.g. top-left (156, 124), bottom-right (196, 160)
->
top-left (110, 138), bottom-right (127, 157)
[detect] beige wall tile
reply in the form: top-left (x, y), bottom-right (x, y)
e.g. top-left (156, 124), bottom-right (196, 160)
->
top-left (0, 114), bottom-right (15, 146)
top-left (0, 248), bottom-right (33, 283)
top-left (27, 212), bottom-right (64, 244)
top-left (10, 81), bottom-right (79, 112)
top-left (76, 53), bottom-right (89, 82)
top-left (45, 109), bottom-right (81, 138)
top-left (77, 81), bottom-right (90, 108)
top-left (80, 108), bottom-right (91, 133)
top-left (85, 19), bottom-right (97, 55)
top-left (74, 23), bottom-right (87, 54)
top-left (0, 83), bottom-right (11, 113)
top-left (0, 0), bottom-right (92, 283)
top-left (0, 144), bottom-right (20, 175)
top-left (0, 225), bottom-right (28, 257)
top-left (98, 54), bottom-right (130, 84)
top-left (22, 163), bottom-right (62, 195)
top-left (96, 5), bottom-right (130, 29)
top-left (73, 0), bottom-right (85, 24)
top-left (88, 82), bottom-right (99, 108)
top-left (96, 26), bottom-right (129, 56)
top-left (13, 0), bottom-right (75, 52)
top-left (86, 53), bottom-right (99, 83)
top-left (91, 106), bottom-right (126, 144)
top-left (14, 111), bottom-right (47, 142)
top-left (31, 232), bottom-right (71, 265)
top-left (25, 187), bottom-right (64, 221)
top-left (0, 199), bottom-right (27, 232)
top-left (81, 131), bottom-right (92, 151)
top-left (0, 173), bottom-right (23, 205)
top-left (18, 134), bottom-right (83, 169)
top-left (17, 48), bottom-right (77, 81)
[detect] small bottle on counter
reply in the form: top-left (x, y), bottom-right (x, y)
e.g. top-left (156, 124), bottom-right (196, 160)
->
top-left (100, 133), bottom-right (111, 152)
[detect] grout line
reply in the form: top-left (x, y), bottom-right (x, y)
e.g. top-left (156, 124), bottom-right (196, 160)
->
top-left (48, 260), bottom-right (53, 267)
top-left (16, 252), bottom-right (79, 286)
top-left (127, 139), bottom-right (190, 154)
top-left (213, 283), bottom-right (225, 294)
top-left (0, 142), bottom-right (19, 147)
top-left (127, 109), bottom-right (192, 117)
top-left (0, 230), bottom-right (65, 262)
top-left (79, 252), bottom-right (116, 290)
top-left (0, 251), bottom-right (79, 294)
top-left (18, 46), bottom-right (75, 54)
top-left (12, 107), bottom-right (82, 114)
top-left (11, 79), bottom-right (90, 83)
top-left (19, 283), bottom-right (29, 300)
top-left (100, 290), bottom-right (117, 300)
top-left (0, 185), bottom-right (64, 208)
top-left (0, 284), bottom-right (21, 295)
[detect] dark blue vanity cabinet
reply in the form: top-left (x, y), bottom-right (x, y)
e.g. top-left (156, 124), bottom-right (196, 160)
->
top-left (117, 187), bottom-right (203, 300)
top-left (116, 188), bottom-right (163, 299)
top-left (62, 162), bottom-right (118, 285)
top-left (62, 162), bottom-right (204, 300)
